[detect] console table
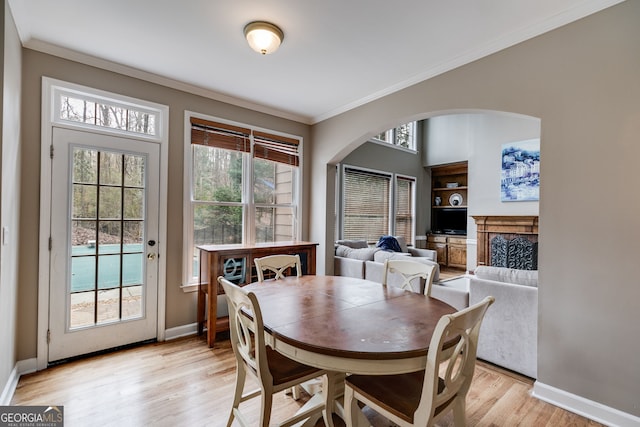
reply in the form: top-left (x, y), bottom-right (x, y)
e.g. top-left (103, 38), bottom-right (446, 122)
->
top-left (197, 241), bottom-right (318, 347)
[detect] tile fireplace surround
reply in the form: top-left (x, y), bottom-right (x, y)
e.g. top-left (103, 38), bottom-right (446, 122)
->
top-left (472, 216), bottom-right (539, 270)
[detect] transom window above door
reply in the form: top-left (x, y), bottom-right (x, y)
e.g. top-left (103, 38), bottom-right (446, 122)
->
top-left (51, 82), bottom-right (165, 141)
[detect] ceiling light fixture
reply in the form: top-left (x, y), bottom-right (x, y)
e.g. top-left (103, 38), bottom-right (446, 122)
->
top-left (244, 21), bottom-right (284, 55)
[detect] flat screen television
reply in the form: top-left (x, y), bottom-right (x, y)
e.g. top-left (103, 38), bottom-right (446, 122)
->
top-left (432, 208), bottom-right (467, 235)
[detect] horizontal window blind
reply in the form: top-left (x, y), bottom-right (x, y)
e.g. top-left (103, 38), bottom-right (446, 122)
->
top-left (190, 117), bottom-right (251, 153)
top-left (253, 131), bottom-right (300, 167)
top-left (395, 176), bottom-right (415, 243)
top-left (343, 168), bottom-right (390, 242)
top-left (190, 117), bottom-right (300, 166)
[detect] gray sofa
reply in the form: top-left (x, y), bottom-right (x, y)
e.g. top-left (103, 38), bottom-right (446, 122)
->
top-left (333, 238), bottom-right (439, 288)
top-left (333, 238), bottom-right (475, 310)
top-left (469, 266), bottom-right (538, 378)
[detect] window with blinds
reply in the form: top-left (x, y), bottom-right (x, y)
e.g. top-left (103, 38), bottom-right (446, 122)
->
top-left (395, 176), bottom-right (415, 244)
top-left (341, 166), bottom-right (416, 246)
top-left (343, 168), bottom-right (391, 244)
top-left (185, 115), bottom-right (301, 284)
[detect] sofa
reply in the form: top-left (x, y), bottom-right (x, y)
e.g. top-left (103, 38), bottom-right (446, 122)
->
top-left (469, 266), bottom-right (538, 378)
top-left (334, 237), bottom-right (439, 290)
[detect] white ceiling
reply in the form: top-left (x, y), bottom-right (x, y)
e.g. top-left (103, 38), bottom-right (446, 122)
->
top-left (7, 0), bottom-right (623, 124)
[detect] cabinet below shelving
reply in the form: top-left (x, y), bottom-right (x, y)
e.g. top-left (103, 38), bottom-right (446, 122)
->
top-left (427, 234), bottom-right (467, 269)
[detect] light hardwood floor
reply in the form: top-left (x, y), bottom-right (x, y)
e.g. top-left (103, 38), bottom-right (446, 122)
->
top-left (12, 336), bottom-right (603, 427)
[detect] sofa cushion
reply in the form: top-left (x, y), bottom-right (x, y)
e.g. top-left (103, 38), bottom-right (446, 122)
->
top-left (373, 250), bottom-right (411, 263)
top-left (474, 266), bottom-right (538, 287)
top-left (394, 236), bottom-right (409, 253)
top-left (335, 239), bottom-right (368, 249)
top-left (335, 245), bottom-right (379, 261)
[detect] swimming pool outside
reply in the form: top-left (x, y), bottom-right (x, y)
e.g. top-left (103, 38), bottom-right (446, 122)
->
top-left (71, 243), bottom-right (144, 293)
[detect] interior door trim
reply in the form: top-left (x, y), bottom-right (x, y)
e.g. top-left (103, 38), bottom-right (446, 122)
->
top-left (37, 77), bottom-right (169, 370)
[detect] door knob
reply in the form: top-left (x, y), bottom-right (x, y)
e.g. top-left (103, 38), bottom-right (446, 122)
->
top-left (147, 253), bottom-right (157, 260)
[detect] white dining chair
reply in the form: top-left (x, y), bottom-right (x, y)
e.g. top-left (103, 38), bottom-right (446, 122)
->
top-left (218, 276), bottom-right (329, 427)
top-left (344, 296), bottom-right (495, 427)
top-left (254, 254), bottom-right (301, 282)
top-left (383, 259), bottom-right (437, 296)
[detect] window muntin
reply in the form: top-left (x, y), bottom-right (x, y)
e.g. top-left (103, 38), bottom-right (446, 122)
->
top-left (341, 166), bottom-right (415, 246)
top-left (185, 115), bottom-right (301, 284)
top-left (372, 121), bottom-right (417, 150)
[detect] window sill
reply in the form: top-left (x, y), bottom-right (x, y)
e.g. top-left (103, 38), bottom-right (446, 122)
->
top-left (181, 283), bottom-right (199, 293)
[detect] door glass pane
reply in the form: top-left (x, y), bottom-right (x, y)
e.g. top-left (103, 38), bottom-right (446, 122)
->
top-left (97, 288), bottom-right (120, 324)
top-left (73, 185), bottom-right (96, 218)
top-left (69, 147), bottom-right (146, 329)
top-left (72, 148), bottom-right (97, 184)
top-left (124, 154), bottom-right (145, 187)
top-left (70, 291), bottom-right (95, 329)
top-left (124, 188), bottom-right (144, 219)
top-left (99, 151), bottom-right (123, 185)
top-left (122, 285), bottom-right (143, 320)
top-left (99, 187), bottom-right (122, 219)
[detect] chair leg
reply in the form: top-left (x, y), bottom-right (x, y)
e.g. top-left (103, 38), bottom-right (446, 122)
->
top-left (291, 385), bottom-right (301, 400)
top-left (322, 373), bottom-right (340, 427)
top-left (259, 389), bottom-right (274, 427)
top-left (228, 367), bottom-right (246, 427)
top-left (452, 397), bottom-right (467, 427)
top-left (343, 385), bottom-right (359, 427)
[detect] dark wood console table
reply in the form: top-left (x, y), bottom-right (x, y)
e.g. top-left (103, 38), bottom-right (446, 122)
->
top-left (197, 241), bottom-right (318, 347)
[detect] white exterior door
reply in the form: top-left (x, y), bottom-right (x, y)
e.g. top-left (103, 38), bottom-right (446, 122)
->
top-left (48, 127), bottom-right (160, 362)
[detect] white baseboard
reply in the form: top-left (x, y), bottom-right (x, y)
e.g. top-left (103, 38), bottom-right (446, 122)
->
top-left (1, 358), bottom-right (37, 405)
top-left (0, 365), bottom-right (19, 405)
top-left (164, 323), bottom-right (198, 341)
top-left (533, 381), bottom-right (640, 427)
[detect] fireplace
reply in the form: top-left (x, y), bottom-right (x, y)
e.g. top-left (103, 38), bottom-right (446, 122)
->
top-left (472, 216), bottom-right (538, 270)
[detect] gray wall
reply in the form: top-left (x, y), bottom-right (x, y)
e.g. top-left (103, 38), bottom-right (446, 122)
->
top-left (310, 1), bottom-right (639, 418)
top-left (0, 0), bottom-right (22, 402)
top-left (340, 137), bottom-right (429, 242)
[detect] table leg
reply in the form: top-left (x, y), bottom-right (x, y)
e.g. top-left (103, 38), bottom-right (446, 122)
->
top-left (207, 281), bottom-right (216, 347)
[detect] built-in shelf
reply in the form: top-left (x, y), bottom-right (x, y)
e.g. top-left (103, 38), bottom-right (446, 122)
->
top-left (429, 161), bottom-right (468, 269)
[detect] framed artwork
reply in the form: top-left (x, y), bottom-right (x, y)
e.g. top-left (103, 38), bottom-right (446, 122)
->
top-left (501, 139), bottom-right (540, 202)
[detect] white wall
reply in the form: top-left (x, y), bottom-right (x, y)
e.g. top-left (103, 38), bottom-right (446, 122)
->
top-left (425, 112), bottom-right (541, 269)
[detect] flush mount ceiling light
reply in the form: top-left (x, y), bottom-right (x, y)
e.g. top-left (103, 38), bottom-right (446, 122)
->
top-left (244, 21), bottom-right (284, 55)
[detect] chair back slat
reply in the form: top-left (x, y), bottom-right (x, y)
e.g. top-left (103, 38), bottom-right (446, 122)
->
top-left (254, 254), bottom-right (302, 281)
top-left (416, 296), bottom-right (495, 422)
top-left (383, 259), bottom-right (437, 295)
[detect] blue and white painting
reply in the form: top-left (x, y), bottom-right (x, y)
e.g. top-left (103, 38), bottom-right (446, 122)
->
top-left (501, 139), bottom-right (540, 202)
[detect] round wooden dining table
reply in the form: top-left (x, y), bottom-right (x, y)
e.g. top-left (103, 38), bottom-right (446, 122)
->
top-left (243, 275), bottom-right (457, 375)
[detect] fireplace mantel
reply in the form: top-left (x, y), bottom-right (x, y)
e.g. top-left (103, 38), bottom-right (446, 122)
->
top-left (473, 216), bottom-right (538, 269)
